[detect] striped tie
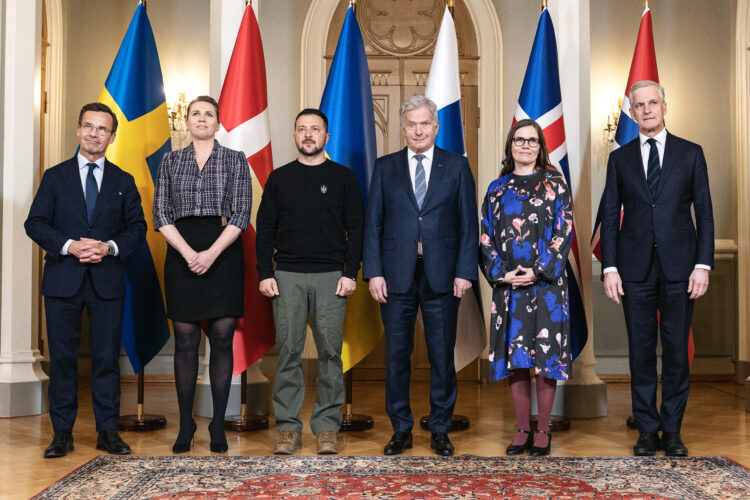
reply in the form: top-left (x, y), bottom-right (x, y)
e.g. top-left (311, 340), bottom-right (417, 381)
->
top-left (646, 138), bottom-right (660, 199)
top-left (414, 154), bottom-right (426, 209)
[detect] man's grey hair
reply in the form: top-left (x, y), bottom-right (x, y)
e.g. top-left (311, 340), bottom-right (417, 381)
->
top-left (399, 95), bottom-right (438, 126)
top-left (629, 80), bottom-right (665, 105)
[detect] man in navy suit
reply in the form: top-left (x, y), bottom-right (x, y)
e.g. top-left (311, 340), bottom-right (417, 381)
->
top-left (363, 95), bottom-right (478, 456)
top-left (25, 102), bottom-right (146, 458)
top-left (600, 81), bottom-right (714, 457)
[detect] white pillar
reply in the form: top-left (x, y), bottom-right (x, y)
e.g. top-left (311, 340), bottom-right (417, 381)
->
top-left (195, 0), bottom-right (269, 419)
top-left (0, 0), bottom-right (49, 417)
top-left (547, 0), bottom-right (606, 418)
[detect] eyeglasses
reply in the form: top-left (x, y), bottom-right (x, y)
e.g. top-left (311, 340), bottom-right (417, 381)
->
top-left (405, 121), bottom-right (434, 131)
top-left (512, 137), bottom-right (539, 147)
top-left (80, 123), bottom-right (112, 136)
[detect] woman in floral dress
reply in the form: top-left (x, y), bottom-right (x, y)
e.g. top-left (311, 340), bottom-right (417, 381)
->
top-left (479, 118), bottom-right (573, 457)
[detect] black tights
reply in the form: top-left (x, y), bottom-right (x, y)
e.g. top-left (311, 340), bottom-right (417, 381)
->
top-left (173, 317), bottom-right (236, 445)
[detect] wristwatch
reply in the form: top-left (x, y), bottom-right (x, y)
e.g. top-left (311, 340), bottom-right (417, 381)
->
top-left (106, 242), bottom-right (115, 256)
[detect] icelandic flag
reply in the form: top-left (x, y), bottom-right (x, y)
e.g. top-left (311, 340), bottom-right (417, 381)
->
top-left (425, 7), bottom-right (486, 372)
top-left (591, 6), bottom-right (658, 262)
top-left (98, 1), bottom-right (171, 373)
top-left (216, 3), bottom-right (276, 375)
top-left (319, 6), bottom-right (382, 372)
top-left (513, 8), bottom-right (587, 360)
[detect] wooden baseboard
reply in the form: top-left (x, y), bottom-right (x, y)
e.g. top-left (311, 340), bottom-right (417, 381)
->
top-left (598, 373), bottom-right (737, 384)
top-left (121, 375), bottom-right (175, 384)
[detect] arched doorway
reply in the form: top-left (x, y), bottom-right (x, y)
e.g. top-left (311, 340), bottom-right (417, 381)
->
top-left (302, 0), bottom-right (503, 381)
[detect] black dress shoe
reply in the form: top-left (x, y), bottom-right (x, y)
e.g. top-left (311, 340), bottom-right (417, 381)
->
top-left (430, 432), bottom-right (454, 456)
top-left (172, 421), bottom-right (197, 454)
top-left (96, 430), bottom-right (131, 455)
top-left (384, 431), bottom-right (412, 455)
top-left (506, 428), bottom-right (533, 456)
top-left (661, 432), bottom-right (688, 457)
top-left (530, 430), bottom-right (552, 457)
top-left (44, 430), bottom-right (74, 458)
top-left (633, 431), bottom-right (660, 456)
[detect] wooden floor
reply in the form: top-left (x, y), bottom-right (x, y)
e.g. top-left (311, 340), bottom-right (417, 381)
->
top-left (1, 379), bottom-right (748, 499)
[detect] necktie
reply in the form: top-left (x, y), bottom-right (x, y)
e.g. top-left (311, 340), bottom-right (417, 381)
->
top-left (85, 162), bottom-right (99, 221)
top-left (414, 154), bottom-right (426, 209)
top-left (646, 138), bottom-right (660, 198)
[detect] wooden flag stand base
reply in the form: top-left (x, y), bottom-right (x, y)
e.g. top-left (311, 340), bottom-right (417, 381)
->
top-left (419, 415), bottom-right (471, 432)
top-left (530, 415), bottom-right (571, 432)
top-left (626, 415), bottom-right (638, 429)
top-left (224, 370), bottom-right (269, 431)
top-left (340, 371), bottom-right (374, 431)
top-left (119, 371), bottom-right (167, 431)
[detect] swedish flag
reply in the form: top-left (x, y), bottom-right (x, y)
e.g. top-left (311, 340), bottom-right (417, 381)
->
top-left (98, 2), bottom-right (170, 373)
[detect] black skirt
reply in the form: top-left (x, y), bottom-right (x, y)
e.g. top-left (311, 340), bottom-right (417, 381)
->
top-left (164, 216), bottom-right (244, 321)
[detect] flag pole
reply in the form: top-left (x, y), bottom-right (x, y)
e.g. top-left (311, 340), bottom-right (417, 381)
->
top-left (448, 0), bottom-right (455, 17)
top-left (339, 0), bottom-right (375, 433)
top-left (119, 369), bottom-right (167, 431)
top-left (541, 0), bottom-right (547, 11)
top-left (225, 368), bottom-right (269, 431)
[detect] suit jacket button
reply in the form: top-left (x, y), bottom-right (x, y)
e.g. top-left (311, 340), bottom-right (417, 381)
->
top-left (418, 216), bottom-right (423, 221)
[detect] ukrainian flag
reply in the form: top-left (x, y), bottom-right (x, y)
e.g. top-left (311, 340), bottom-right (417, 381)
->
top-left (319, 6), bottom-right (380, 372)
top-left (98, 2), bottom-right (170, 373)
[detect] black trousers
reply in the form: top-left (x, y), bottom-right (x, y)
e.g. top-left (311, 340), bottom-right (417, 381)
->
top-left (44, 271), bottom-right (124, 432)
top-left (380, 258), bottom-right (460, 433)
top-left (621, 250), bottom-right (694, 433)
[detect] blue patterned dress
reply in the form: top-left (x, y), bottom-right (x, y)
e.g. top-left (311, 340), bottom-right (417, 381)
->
top-left (480, 169), bottom-right (573, 381)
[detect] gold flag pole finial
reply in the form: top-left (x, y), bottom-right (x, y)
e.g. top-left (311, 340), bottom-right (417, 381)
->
top-left (541, 0), bottom-right (548, 12)
top-left (246, 0), bottom-right (251, 6)
top-left (351, 0), bottom-right (357, 13)
top-left (448, 0), bottom-right (455, 17)
top-left (644, 0), bottom-right (649, 8)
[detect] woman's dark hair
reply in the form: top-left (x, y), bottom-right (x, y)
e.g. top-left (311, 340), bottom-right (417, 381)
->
top-left (500, 118), bottom-right (554, 177)
top-left (186, 95), bottom-right (220, 123)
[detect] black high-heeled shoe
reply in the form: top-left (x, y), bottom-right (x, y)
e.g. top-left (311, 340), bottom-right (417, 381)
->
top-left (172, 421), bottom-right (197, 454)
top-left (530, 429), bottom-right (552, 457)
top-left (208, 421), bottom-right (228, 453)
top-left (506, 428), bottom-right (533, 456)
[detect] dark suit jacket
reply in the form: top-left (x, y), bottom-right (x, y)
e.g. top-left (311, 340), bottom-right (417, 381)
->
top-left (362, 146), bottom-right (478, 294)
top-left (600, 133), bottom-right (714, 282)
top-left (25, 157), bottom-right (147, 299)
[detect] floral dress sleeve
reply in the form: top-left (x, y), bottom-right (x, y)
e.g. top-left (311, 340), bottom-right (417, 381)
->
top-left (480, 178), bottom-right (508, 284)
top-left (532, 173), bottom-right (573, 282)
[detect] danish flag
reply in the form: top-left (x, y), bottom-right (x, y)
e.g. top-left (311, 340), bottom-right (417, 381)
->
top-left (216, 4), bottom-right (276, 375)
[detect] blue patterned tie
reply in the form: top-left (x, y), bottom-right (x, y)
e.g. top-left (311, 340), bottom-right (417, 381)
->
top-left (646, 138), bottom-right (660, 199)
top-left (85, 162), bottom-right (99, 221)
top-left (414, 154), bottom-right (426, 209)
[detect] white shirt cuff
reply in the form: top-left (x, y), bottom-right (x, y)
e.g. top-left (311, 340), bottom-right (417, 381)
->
top-left (61, 239), bottom-right (73, 255)
top-left (602, 267), bottom-right (618, 274)
top-left (694, 264), bottom-right (711, 271)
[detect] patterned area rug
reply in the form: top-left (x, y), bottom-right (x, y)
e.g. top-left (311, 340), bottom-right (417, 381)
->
top-left (34, 455), bottom-right (750, 499)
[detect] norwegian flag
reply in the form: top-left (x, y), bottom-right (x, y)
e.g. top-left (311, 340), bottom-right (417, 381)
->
top-left (590, 7), bottom-right (695, 364)
top-left (591, 7), bottom-right (658, 262)
top-left (513, 8), bottom-right (587, 360)
top-left (216, 4), bottom-right (276, 375)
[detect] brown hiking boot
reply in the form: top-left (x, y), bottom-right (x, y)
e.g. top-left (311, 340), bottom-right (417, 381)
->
top-left (273, 431), bottom-right (302, 455)
top-left (316, 430), bottom-right (338, 454)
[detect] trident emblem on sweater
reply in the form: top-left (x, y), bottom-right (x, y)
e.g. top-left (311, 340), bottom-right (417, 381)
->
top-left (320, 184), bottom-right (328, 194)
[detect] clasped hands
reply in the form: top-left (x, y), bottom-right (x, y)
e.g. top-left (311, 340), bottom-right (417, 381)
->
top-left (184, 249), bottom-right (218, 276)
top-left (502, 265), bottom-right (537, 288)
top-left (68, 238), bottom-right (108, 264)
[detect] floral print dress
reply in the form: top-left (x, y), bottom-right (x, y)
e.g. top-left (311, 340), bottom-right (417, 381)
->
top-left (480, 169), bottom-right (573, 381)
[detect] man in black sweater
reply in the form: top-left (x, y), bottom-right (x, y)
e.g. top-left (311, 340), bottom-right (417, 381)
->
top-left (256, 109), bottom-right (364, 455)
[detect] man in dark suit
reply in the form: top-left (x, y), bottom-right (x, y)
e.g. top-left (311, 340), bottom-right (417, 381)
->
top-left (363, 95), bottom-right (478, 456)
top-left (600, 81), bottom-right (714, 457)
top-left (25, 102), bottom-right (147, 458)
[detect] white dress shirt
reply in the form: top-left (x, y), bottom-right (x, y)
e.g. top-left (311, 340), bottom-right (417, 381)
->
top-left (603, 129), bottom-right (709, 275)
top-left (408, 146), bottom-right (434, 192)
top-left (61, 154), bottom-right (119, 256)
